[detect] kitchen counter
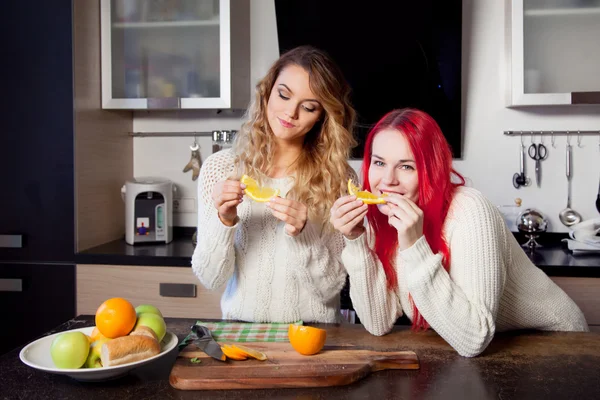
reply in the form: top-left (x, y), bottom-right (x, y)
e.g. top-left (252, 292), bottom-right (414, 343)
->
top-left (76, 233), bottom-right (600, 277)
top-left (2, 315), bottom-right (600, 399)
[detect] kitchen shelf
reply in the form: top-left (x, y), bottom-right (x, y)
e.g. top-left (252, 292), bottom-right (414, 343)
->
top-left (525, 7), bottom-right (600, 17)
top-left (112, 19), bottom-right (219, 29)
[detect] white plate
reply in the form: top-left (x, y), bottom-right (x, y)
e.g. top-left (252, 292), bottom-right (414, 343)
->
top-left (19, 326), bottom-right (178, 382)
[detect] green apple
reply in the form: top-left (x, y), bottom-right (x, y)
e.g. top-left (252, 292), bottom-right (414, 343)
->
top-left (135, 304), bottom-right (163, 318)
top-left (84, 337), bottom-right (111, 368)
top-left (50, 332), bottom-right (90, 369)
top-left (134, 313), bottom-right (167, 342)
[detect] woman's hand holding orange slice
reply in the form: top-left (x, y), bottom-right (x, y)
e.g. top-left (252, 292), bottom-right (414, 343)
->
top-left (212, 179), bottom-right (245, 226)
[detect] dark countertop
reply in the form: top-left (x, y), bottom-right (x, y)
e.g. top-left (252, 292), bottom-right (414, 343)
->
top-left (76, 236), bottom-right (195, 267)
top-left (2, 315), bottom-right (600, 399)
top-left (76, 232), bottom-right (600, 277)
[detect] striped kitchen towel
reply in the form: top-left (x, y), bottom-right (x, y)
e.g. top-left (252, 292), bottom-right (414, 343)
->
top-left (179, 320), bottom-right (303, 350)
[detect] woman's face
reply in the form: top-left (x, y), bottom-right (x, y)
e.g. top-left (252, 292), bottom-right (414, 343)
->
top-left (266, 64), bottom-right (324, 144)
top-left (368, 129), bottom-right (420, 204)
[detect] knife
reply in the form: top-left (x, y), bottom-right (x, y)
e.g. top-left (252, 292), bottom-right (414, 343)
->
top-left (189, 324), bottom-right (226, 361)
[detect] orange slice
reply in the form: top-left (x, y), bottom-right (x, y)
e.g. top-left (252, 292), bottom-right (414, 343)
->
top-left (288, 325), bottom-right (327, 356)
top-left (348, 179), bottom-right (387, 205)
top-left (221, 344), bottom-right (248, 360)
top-left (241, 175), bottom-right (280, 202)
top-left (230, 344), bottom-right (268, 361)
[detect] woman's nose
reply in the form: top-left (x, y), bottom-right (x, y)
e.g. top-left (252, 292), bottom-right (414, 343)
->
top-left (381, 168), bottom-right (398, 185)
top-left (285, 104), bottom-right (299, 119)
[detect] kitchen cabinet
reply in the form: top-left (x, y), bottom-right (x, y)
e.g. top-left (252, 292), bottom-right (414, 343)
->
top-left (76, 265), bottom-right (223, 319)
top-left (0, 264), bottom-right (75, 356)
top-left (0, 0), bottom-right (77, 355)
top-left (506, 0), bottom-right (600, 106)
top-left (100, 0), bottom-right (250, 110)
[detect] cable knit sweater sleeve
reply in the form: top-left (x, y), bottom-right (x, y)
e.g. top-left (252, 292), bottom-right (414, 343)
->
top-left (284, 222), bottom-right (349, 304)
top-left (341, 233), bottom-right (403, 336)
top-left (191, 151), bottom-right (237, 290)
top-left (400, 190), bottom-right (506, 357)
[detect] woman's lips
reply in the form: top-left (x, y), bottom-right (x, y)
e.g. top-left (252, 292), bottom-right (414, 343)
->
top-left (278, 118), bottom-right (294, 128)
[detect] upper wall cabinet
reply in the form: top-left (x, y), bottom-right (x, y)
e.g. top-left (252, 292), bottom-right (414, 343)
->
top-left (507, 0), bottom-right (600, 106)
top-left (101, 0), bottom-right (250, 110)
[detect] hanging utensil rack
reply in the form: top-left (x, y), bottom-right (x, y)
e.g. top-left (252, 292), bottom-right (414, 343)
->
top-left (128, 131), bottom-right (214, 138)
top-left (504, 130), bottom-right (600, 136)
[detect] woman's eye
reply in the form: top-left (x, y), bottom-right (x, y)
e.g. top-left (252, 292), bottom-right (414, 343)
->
top-left (400, 164), bottom-right (415, 170)
top-left (373, 160), bottom-right (384, 167)
top-left (278, 91), bottom-right (290, 100)
top-left (302, 105), bottom-right (316, 113)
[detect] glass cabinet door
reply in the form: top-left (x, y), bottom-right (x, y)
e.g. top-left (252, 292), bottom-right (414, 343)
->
top-left (509, 0), bottom-right (600, 105)
top-left (102, 0), bottom-right (226, 109)
top-left (523, 0), bottom-right (600, 94)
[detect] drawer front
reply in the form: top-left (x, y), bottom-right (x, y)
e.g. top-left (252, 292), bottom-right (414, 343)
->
top-left (551, 277), bottom-right (600, 326)
top-left (77, 265), bottom-right (223, 319)
top-left (0, 263), bottom-right (75, 355)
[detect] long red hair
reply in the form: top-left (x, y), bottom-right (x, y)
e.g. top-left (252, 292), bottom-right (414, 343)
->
top-left (361, 108), bottom-right (465, 330)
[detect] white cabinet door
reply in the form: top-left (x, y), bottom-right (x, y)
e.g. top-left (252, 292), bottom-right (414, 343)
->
top-left (101, 0), bottom-right (249, 110)
top-left (507, 0), bottom-right (600, 106)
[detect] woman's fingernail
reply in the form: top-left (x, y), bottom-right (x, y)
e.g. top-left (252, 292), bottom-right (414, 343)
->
top-left (240, 183), bottom-right (246, 189)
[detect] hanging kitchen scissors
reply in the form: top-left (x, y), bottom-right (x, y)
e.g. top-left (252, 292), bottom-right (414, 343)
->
top-left (528, 136), bottom-right (548, 187)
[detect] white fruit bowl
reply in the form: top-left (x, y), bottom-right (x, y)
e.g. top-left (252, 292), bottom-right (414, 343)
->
top-left (19, 326), bottom-right (178, 382)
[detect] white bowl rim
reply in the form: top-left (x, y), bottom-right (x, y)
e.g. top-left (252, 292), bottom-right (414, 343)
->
top-left (19, 326), bottom-right (178, 374)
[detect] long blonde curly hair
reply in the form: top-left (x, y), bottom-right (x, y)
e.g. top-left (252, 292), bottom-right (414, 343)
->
top-left (233, 46), bottom-right (357, 223)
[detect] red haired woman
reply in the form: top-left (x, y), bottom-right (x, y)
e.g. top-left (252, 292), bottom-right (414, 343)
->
top-left (330, 108), bottom-right (588, 357)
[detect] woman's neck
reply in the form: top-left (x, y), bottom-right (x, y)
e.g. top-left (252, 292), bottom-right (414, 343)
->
top-left (267, 141), bottom-right (302, 178)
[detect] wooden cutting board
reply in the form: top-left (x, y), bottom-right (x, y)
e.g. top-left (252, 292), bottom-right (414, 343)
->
top-left (170, 342), bottom-right (419, 390)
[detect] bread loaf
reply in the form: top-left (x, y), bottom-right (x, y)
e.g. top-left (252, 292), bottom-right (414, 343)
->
top-left (100, 335), bottom-right (160, 367)
top-left (130, 325), bottom-right (159, 341)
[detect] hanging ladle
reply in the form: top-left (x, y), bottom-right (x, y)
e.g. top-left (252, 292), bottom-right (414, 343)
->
top-left (559, 138), bottom-right (582, 226)
top-left (513, 133), bottom-right (531, 189)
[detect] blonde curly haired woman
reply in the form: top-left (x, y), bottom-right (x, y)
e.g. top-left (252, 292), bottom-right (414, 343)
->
top-left (192, 46), bottom-right (357, 323)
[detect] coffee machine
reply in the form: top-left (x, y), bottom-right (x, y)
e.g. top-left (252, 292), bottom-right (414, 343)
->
top-left (121, 177), bottom-right (175, 245)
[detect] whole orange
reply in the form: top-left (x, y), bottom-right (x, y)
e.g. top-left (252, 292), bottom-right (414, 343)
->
top-left (95, 298), bottom-right (137, 338)
top-left (288, 325), bottom-right (327, 355)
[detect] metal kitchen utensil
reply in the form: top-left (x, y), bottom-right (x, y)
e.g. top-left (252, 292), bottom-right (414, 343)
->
top-left (528, 142), bottom-right (547, 187)
top-left (517, 208), bottom-right (548, 252)
top-left (513, 136), bottom-right (531, 189)
top-left (597, 138), bottom-right (600, 214)
top-left (596, 176), bottom-right (600, 214)
top-left (189, 325), bottom-right (226, 361)
top-left (559, 141), bottom-right (582, 226)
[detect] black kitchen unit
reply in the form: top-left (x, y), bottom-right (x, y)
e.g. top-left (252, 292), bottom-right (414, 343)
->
top-left (0, 0), bottom-right (76, 355)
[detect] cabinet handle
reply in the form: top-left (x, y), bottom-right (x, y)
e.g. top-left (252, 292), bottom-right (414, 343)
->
top-left (0, 279), bottom-right (23, 292)
top-left (572, 91), bottom-right (600, 104)
top-left (148, 97), bottom-right (180, 109)
top-left (159, 283), bottom-right (196, 298)
top-left (0, 234), bottom-right (23, 248)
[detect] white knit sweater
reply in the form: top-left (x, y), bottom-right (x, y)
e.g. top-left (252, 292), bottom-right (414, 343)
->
top-left (191, 149), bottom-right (347, 323)
top-left (343, 186), bottom-right (589, 357)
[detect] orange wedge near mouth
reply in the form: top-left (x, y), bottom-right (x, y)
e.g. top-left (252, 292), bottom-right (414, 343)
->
top-left (241, 175), bottom-right (280, 202)
top-left (347, 179), bottom-right (388, 205)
